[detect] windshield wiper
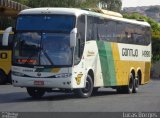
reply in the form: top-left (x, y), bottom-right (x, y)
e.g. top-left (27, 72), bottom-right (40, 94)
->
top-left (41, 49), bottom-right (54, 65)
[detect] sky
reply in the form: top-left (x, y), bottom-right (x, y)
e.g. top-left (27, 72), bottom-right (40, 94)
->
top-left (122, 0), bottom-right (160, 8)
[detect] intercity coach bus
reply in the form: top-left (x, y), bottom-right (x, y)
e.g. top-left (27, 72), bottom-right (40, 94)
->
top-left (11, 8), bottom-right (151, 98)
top-left (0, 27), bottom-right (13, 84)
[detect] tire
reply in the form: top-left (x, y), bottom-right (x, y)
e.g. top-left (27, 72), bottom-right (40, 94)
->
top-left (92, 87), bottom-right (99, 95)
top-left (125, 73), bottom-right (134, 94)
top-left (74, 75), bottom-right (93, 98)
top-left (27, 87), bottom-right (45, 99)
top-left (7, 71), bottom-right (12, 84)
top-left (0, 70), bottom-right (7, 85)
top-left (117, 73), bottom-right (134, 94)
top-left (116, 86), bottom-right (125, 94)
top-left (133, 76), bottom-right (139, 93)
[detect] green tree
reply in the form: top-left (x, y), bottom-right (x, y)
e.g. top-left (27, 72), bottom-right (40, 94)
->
top-left (80, 0), bottom-right (100, 8)
top-left (27, 0), bottom-right (78, 7)
top-left (12, 0), bottom-right (122, 12)
top-left (12, 0), bottom-right (29, 5)
top-left (100, 0), bottom-right (122, 12)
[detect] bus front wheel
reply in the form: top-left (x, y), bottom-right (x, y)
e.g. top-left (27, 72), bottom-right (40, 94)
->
top-left (74, 75), bottom-right (93, 98)
top-left (27, 87), bottom-right (45, 99)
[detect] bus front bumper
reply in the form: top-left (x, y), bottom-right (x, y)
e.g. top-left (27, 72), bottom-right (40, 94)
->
top-left (12, 75), bottom-right (73, 89)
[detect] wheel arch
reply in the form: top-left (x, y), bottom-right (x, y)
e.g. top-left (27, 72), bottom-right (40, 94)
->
top-left (87, 69), bottom-right (94, 85)
top-left (0, 69), bottom-right (7, 75)
top-left (137, 69), bottom-right (142, 85)
top-left (130, 68), bottom-right (135, 79)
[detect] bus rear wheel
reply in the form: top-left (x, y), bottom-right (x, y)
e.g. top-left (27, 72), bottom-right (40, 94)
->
top-left (116, 73), bottom-right (134, 94)
top-left (124, 73), bottom-right (134, 94)
top-left (27, 87), bottom-right (45, 99)
top-left (133, 76), bottom-right (139, 93)
top-left (0, 70), bottom-right (7, 85)
top-left (74, 75), bottom-right (93, 98)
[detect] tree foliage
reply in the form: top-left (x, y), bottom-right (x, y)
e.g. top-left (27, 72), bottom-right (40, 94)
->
top-left (100, 0), bottom-right (122, 12)
top-left (12, 0), bottom-right (122, 12)
top-left (12, 0), bottom-right (29, 5)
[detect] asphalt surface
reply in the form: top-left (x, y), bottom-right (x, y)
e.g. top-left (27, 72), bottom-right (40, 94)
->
top-left (0, 79), bottom-right (160, 112)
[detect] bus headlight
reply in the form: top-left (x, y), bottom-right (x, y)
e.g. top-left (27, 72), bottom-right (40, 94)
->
top-left (12, 72), bottom-right (25, 77)
top-left (55, 73), bottom-right (72, 78)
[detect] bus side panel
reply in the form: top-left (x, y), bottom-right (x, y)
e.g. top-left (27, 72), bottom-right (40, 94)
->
top-left (111, 43), bottom-right (124, 85)
top-left (96, 40), bottom-right (117, 86)
top-left (143, 62), bottom-right (151, 84)
top-left (0, 50), bottom-right (12, 75)
top-left (111, 43), bottom-right (151, 86)
top-left (84, 41), bottom-right (104, 87)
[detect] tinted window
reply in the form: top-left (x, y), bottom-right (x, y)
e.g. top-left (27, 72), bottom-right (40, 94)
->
top-left (16, 15), bottom-right (75, 33)
top-left (87, 15), bottom-right (151, 45)
top-left (74, 15), bottom-right (85, 65)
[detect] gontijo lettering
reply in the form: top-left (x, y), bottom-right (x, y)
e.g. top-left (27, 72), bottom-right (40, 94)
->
top-left (122, 48), bottom-right (138, 57)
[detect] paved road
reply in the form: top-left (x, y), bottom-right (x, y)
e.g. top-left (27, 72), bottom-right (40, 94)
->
top-left (0, 79), bottom-right (160, 112)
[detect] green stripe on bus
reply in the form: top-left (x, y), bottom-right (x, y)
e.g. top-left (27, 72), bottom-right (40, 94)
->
top-left (96, 41), bottom-right (116, 86)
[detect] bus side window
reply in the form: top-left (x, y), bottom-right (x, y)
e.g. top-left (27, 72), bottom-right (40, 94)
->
top-left (74, 15), bottom-right (85, 65)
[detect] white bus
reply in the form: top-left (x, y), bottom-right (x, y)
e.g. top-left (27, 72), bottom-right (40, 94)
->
top-left (12, 8), bottom-right (151, 98)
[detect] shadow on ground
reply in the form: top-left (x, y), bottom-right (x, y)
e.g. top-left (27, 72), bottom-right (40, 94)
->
top-left (0, 90), bottom-right (120, 104)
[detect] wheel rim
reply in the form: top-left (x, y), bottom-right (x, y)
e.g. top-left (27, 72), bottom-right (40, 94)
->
top-left (135, 78), bottom-right (139, 88)
top-left (129, 75), bottom-right (133, 92)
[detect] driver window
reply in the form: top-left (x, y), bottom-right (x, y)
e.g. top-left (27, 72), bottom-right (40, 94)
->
top-left (74, 15), bottom-right (85, 65)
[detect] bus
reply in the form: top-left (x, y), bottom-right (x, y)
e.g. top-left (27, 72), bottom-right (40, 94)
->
top-left (11, 8), bottom-right (151, 98)
top-left (0, 27), bottom-right (13, 84)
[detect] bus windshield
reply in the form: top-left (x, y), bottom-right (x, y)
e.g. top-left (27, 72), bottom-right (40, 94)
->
top-left (13, 15), bottom-right (75, 67)
top-left (16, 15), bottom-right (75, 33)
top-left (13, 32), bottom-right (72, 66)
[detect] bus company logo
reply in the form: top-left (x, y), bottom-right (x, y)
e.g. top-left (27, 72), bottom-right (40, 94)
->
top-left (87, 51), bottom-right (95, 57)
top-left (37, 72), bottom-right (41, 77)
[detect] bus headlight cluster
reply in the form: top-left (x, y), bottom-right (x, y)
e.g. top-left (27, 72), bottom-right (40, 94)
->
top-left (55, 73), bottom-right (72, 78)
top-left (12, 72), bottom-right (25, 77)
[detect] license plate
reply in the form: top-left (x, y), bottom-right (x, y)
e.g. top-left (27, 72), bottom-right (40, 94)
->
top-left (34, 81), bottom-right (44, 86)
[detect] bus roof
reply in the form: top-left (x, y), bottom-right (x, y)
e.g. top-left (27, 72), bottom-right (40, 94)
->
top-left (19, 8), bottom-right (151, 27)
top-left (19, 8), bottom-right (88, 17)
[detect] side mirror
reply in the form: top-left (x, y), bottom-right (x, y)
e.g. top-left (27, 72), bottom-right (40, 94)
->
top-left (2, 27), bottom-right (12, 46)
top-left (70, 28), bottom-right (77, 47)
